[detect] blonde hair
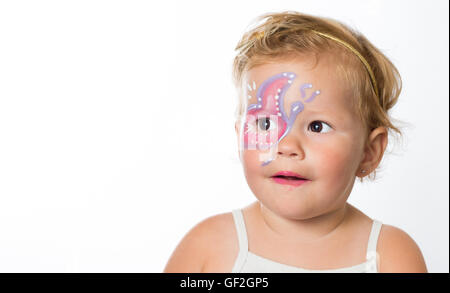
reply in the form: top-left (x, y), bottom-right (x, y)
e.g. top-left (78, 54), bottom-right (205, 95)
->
top-left (232, 11), bottom-right (405, 182)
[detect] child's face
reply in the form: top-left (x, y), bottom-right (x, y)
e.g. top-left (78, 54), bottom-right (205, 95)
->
top-left (236, 55), bottom-right (367, 219)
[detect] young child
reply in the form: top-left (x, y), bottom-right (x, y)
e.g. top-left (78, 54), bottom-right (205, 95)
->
top-left (164, 11), bottom-right (427, 273)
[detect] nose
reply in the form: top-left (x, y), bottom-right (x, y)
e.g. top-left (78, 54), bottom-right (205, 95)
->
top-left (276, 132), bottom-right (305, 160)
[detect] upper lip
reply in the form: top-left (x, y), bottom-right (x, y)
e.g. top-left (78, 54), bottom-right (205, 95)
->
top-left (271, 171), bottom-right (308, 180)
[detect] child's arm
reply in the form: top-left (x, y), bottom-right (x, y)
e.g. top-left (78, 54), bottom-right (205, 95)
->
top-left (163, 217), bottom-right (215, 273)
top-left (377, 225), bottom-right (428, 273)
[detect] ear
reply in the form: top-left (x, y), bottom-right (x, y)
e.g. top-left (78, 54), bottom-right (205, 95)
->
top-left (357, 127), bottom-right (388, 177)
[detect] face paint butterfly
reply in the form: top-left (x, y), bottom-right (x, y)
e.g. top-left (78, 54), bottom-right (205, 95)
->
top-left (243, 72), bottom-right (321, 166)
top-left (243, 72), bottom-right (295, 150)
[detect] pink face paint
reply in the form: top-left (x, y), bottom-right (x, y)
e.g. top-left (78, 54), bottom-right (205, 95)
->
top-left (243, 72), bottom-right (293, 150)
top-left (242, 72), bottom-right (321, 166)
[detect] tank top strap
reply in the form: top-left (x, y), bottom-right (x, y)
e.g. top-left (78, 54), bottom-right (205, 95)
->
top-left (232, 209), bottom-right (249, 251)
top-left (365, 219), bottom-right (382, 261)
top-left (231, 209), bottom-right (249, 273)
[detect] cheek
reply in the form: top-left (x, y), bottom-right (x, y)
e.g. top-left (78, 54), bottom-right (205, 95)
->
top-left (241, 149), bottom-right (274, 202)
top-left (242, 149), bottom-right (262, 175)
top-left (313, 140), bottom-right (359, 178)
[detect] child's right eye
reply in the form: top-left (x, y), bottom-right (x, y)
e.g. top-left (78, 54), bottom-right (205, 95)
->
top-left (256, 117), bottom-right (277, 131)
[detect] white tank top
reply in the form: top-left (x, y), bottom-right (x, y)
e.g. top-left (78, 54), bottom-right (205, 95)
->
top-left (231, 209), bottom-right (382, 273)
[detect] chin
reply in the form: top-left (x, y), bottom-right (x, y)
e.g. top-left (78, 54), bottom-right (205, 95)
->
top-left (258, 194), bottom-right (320, 220)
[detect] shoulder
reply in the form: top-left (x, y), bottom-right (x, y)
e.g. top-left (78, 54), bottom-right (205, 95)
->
top-left (377, 223), bottom-right (428, 273)
top-left (163, 211), bottom-right (236, 273)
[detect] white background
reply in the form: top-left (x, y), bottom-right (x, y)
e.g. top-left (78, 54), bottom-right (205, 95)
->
top-left (0, 0), bottom-right (448, 273)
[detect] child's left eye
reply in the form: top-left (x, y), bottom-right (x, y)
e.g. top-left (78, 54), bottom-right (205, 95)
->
top-left (256, 117), bottom-right (277, 131)
top-left (308, 121), bottom-right (332, 133)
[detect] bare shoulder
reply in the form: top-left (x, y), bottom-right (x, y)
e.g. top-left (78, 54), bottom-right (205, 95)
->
top-left (163, 211), bottom-right (237, 273)
top-left (345, 205), bottom-right (427, 272)
top-left (377, 224), bottom-right (428, 273)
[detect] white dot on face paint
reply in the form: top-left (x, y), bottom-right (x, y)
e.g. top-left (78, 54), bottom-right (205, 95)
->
top-left (288, 80), bottom-right (292, 84)
top-left (275, 95), bottom-right (279, 100)
top-left (278, 113), bottom-right (282, 116)
top-left (277, 88), bottom-right (281, 93)
top-left (275, 102), bottom-right (278, 105)
top-left (258, 105), bottom-right (262, 108)
top-left (276, 107), bottom-right (279, 111)
top-left (316, 90), bottom-right (321, 94)
top-left (289, 74), bottom-right (294, 78)
top-left (282, 73), bottom-right (287, 76)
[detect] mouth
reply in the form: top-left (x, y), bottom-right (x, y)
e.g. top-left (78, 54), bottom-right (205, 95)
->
top-left (271, 171), bottom-right (310, 187)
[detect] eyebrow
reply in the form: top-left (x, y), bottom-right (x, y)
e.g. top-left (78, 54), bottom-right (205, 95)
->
top-left (302, 107), bottom-right (350, 121)
top-left (302, 107), bottom-right (335, 114)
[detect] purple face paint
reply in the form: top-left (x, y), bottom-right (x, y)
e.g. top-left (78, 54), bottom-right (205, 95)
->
top-left (242, 72), bottom-right (321, 166)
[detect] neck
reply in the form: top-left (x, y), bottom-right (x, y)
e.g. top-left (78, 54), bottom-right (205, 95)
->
top-left (258, 202), bottom-right (350, 244)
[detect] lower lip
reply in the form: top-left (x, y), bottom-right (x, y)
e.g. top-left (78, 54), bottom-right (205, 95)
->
top-left (271, 177), bottom-right (310, 187)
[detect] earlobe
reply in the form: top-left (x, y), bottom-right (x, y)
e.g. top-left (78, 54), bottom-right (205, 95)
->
top-left (358, 127), bottom-right (388, 176)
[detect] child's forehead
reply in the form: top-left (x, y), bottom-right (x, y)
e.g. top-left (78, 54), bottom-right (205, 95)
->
top-left (242, 58), bottom-right (359, 122)
top-left (244, 58), bottom-right (353, 104)
top-left (245, 55), bottom-right (339, 83)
